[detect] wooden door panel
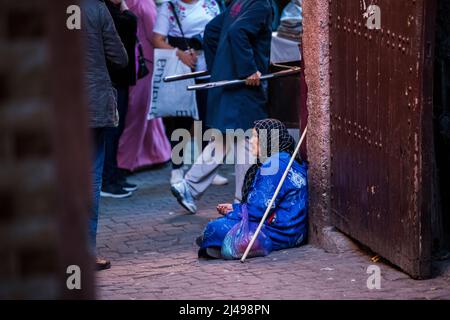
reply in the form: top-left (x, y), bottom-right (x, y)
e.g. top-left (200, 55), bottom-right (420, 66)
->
top-left (329, 0), bottom-right (436, 278)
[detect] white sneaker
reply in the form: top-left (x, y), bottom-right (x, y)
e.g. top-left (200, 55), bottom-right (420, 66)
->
top-left (171, 180), bottom-right (197, 214)
top-left (170, 168), bottom-right (184, 185)
top-left (212, 174), bottom-right (228, 186)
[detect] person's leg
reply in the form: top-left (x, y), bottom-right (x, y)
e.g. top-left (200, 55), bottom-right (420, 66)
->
top-left (195, 78), bottom-right (208, 139)
top-left (171, 137), bottom-right (228, 214)
top-left (198, 214), bottom-right (241, 259)
top-left (114, 86), bottom-right (134, 187)
top-left (164, 117), bottom-right (182, 185)
top-left (90, 128), bottom-right (112, 270)
top-left (101, 124), bottom-right (132, 198)
top-left (89, 128), bottom-right (105, 255)
top-left (102, 126), bottom-right (116, 188)
top-left (184, 137), bottom-right (228, 199)
top-left (103, 86), bottom-right (127, 184)
top-left (165, 117), bottom-right (193, 185)
top-left (101, 87), bottom-right (133, 197)
top-left (116, 86), bottom-right (129, 140)
top-left (163, 118), bottom-right (176, 168)
top-left (234, 136), bottom-right (256, 203)
top-left (164, 117), bottom-right (193, 169)
top-left (194, 80), bottom-right (228, 185)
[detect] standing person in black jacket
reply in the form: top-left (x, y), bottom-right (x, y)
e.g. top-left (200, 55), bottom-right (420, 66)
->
top-left (81, 0), bottom-right (128, 270)
top-left (102, 0), bottom-right (139, 198)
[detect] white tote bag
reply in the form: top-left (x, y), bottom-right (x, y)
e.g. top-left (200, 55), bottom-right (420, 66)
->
top-left (148, 49), bottom-right (199, 120)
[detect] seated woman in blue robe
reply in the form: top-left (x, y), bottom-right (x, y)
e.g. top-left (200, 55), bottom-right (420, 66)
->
top-left (198, 119), bottom-right (308, 259)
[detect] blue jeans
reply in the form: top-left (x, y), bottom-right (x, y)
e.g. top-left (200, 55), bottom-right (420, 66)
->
top-left (89, 128), bottom-right (105, 254)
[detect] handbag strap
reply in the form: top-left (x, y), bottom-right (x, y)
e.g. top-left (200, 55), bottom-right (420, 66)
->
top-left (168, 1), bottom-right (191, 50)
top-left (137, 39), bottom-right (144, 57)
top-left (136, 37), bottom-right (150, 63)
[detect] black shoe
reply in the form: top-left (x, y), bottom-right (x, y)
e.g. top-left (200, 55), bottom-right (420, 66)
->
top-left (101, 184), bottom-right (132, 199)
top-left (96, 257), bottom-right (111, 271)
top-left (206, 247), bottom-right (222, 259)
top-left (195, 235), bottom-right (203, 247)
top-left (120, 181), bottom-right (138, 192)
top-left (198, 247), bottom-right (222, 259)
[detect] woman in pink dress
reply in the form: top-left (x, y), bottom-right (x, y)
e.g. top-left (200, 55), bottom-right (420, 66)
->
top-left (118, 0), bottom-right (172, 171)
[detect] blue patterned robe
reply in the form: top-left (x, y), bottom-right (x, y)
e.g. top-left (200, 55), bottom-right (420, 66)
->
top-left (201, 152), bottom-right (308, 253)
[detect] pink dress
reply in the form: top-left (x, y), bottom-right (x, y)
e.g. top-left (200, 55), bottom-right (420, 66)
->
top-left (118, 0), bottom-right (171, 171)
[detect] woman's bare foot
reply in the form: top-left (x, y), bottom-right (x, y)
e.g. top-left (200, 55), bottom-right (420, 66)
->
top-left (216, 203), bottom-right (233, 215)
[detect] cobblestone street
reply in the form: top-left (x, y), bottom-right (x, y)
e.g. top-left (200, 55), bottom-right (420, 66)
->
top-left (96, 164), bottom-right (450, 300)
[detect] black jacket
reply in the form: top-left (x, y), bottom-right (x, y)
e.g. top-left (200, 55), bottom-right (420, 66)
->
top-left (106, 1), bottom-right (138, 87)
top-left (82, 0), bottom-right (128, 128)
top-left (437, 0), bottom-right (450, 60)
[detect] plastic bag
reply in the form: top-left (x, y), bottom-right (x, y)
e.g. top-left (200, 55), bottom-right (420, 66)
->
top-left (148, 48), bottom-right (199, 120)
top-left (280, 0), bottom-right (302, 25)
top-left (277, 0), bottom-right (303, 41)
top-left (221, 205), bottom-right (273, 260)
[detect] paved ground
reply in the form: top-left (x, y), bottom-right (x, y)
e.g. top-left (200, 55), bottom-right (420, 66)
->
top-left (96, 164), bottom-right (450, 300)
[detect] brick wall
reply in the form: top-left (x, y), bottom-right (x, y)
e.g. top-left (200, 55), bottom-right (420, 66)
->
top-left (0, 0), bottom-right (94, 299)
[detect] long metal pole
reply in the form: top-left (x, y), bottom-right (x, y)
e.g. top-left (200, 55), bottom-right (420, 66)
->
top-left (187, 67), bottom-right (302, 91)
top-left (240, 125), bottom-right (308, 263)
top-left (163, 70), bottom-right (210, 82)
top-left (163, 64), bottom-right (298, 83)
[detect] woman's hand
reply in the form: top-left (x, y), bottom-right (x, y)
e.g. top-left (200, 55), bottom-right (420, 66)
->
top-left (152, 34), bottom-right (197, 69)
top-left (177, 49), bottom-right (198, 69)
top-left (246, 71), bottom-right (262, 86)
top-left (216, 203), bottom-right (233, 216)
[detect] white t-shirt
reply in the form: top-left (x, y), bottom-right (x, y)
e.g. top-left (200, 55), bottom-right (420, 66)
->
top-left (154, 0), bottom-right (220, 38)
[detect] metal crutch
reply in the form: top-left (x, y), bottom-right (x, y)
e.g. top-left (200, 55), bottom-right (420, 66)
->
top-left (163, 70), bottom-right (211, 82)
top-left (187, 67), bottom-right (301, 91)
top-left (240, 125), bottom-right (308, 263)
top-left (163, 63), bottom-right (300, 84)
top-left (163, 64), bottom-right (301, 86)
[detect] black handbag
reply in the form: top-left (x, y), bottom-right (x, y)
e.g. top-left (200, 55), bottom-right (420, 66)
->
top-left (137, 39), bottom-right (150, 79)
top-left (167, 1), bottom-right (203, 51)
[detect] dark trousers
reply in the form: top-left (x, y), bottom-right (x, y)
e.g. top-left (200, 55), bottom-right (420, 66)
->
top-left (195, 78), bottom-right (210, 150)
top-left (196, 78), bottom-right (208, 126)
top-left (163, 78), bottom-right (210, 170)
top-left (164, 117), bottom-right (193, 169)
top-left (102, 86), bottom-right (129, 186)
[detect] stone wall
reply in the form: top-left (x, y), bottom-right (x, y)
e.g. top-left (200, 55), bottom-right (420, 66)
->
top-left (302, 0), bottom-right (333, 248)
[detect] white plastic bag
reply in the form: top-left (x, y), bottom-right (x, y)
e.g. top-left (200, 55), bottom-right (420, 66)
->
top-left (148, 49), bottom-right (199, 120)
top-left (280, 0), bottom-right (303, 26)
top-left (277, 0), bottom-right (303, 41)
